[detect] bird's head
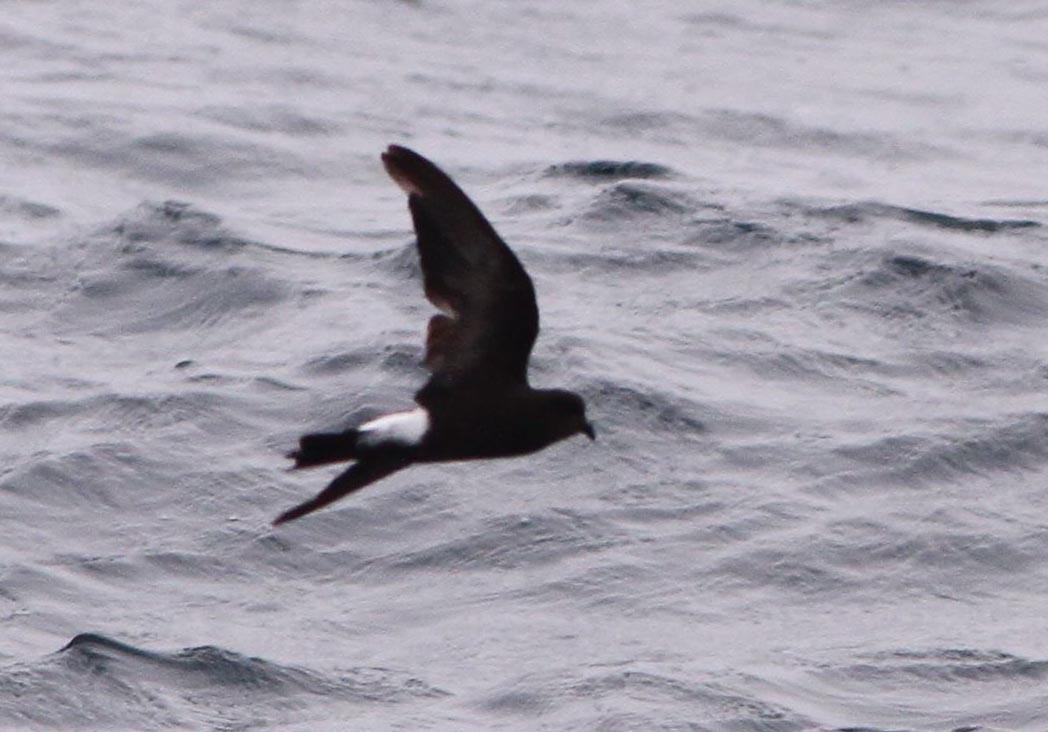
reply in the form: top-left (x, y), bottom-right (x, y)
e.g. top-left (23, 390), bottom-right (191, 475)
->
top-left (545, 389), bottom-right (596, 442)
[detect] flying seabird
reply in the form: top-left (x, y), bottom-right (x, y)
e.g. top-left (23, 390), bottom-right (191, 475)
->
top-left (273, 145), bottom-right (594, 525)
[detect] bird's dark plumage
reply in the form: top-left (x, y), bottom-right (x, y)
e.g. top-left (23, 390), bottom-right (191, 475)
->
top-left (390, 146), bottom-right (539, 398)
top-left (274, 454), bottom-right (409, 525)
top-left (274, 145), bottom-right (593, 525)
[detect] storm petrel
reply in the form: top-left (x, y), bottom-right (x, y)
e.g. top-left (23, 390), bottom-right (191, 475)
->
top-left (273, 145), bottom-right (594, 525)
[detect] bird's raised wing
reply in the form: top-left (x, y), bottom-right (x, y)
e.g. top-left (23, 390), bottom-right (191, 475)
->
top-left (381, 146), bottom-right (539, 401)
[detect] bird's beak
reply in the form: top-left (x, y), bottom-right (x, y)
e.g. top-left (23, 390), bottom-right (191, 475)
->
top-left (582, 421), bottom-right (596, 441)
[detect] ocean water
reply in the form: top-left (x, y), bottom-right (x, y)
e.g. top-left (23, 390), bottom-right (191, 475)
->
top-left (3, 1), bottom-right (1048, 730)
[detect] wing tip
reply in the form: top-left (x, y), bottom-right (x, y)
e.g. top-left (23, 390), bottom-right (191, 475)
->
top-left (272, 503), bottom-right (309, 526)
top-left (382, 144), bottom-right (424, 195)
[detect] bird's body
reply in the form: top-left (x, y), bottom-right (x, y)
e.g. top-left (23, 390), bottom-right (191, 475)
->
top-left (274, 146), bottom-right (593, 525)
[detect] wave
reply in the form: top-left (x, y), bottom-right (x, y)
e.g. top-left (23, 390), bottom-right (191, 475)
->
top-left (45, 126), bottom-right (306, 187)
top-left (835, 250), bottom-right (1048, 325)
top-left (752, 646), bottom-right (1048, 732)
top-left (545, 160), bottom-right (674, 181)
top-left (813, 201), bottom-right (1040, 233)
top-left (0, 633), bottom-right (446, 730)
top-left (363, 508), bottom-right (625, 574)
top-left (583, 380), bottom-right (706, 435)
top-left (196, 103), bottom-right (341, 137)
top-left (49, 201), bottom-right (290, 335)
top-left (841, 648), bottom-right (1048, 685)
top-left (701, 110), bottom-right (939, 160)
top-left (0, 194), bottom-right (61, 221)
top-left (480, 665), bottom-right (809, 730)
top-left (830, 412), bottom-right (1048, 487)
top-left (1, 390), bottom-right (241, 434)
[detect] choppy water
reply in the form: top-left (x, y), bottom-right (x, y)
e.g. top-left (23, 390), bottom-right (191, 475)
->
top-left (3, 1), bottom-right (1048, 730)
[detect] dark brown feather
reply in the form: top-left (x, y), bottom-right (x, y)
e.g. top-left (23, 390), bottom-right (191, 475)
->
top-left (425, 314), bottom-right (455, 370)
top-left (272, 455), bottom-right (409, 525)
top-left (381, 146), bottom-right (540, 398)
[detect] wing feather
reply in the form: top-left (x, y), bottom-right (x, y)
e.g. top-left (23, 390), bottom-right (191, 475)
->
top-left (272, 456), bottom-right (408, 525)
top-left (381, 146), bottom-right (539, 397)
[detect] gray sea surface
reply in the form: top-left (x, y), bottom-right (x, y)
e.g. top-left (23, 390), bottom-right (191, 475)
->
top-left (3, 1), bottom-right (1048, 730)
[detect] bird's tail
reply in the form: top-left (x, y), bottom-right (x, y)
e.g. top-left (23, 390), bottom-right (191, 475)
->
top-left (288, 430), bottom-right (359, 469)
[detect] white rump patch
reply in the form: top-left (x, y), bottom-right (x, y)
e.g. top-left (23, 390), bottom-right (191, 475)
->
top-left (358, 408), bottom-right (430, 448)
